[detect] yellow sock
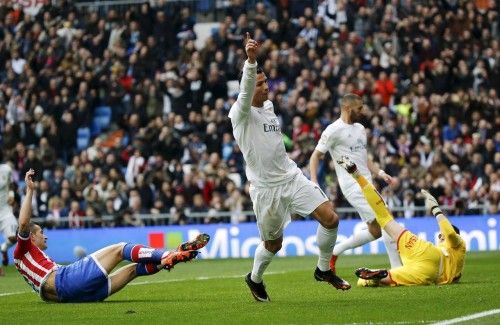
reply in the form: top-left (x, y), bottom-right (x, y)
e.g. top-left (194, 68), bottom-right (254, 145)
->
top-left (354, 174), bottom-right (394, 228)
top-left (354, 172), bottom-right (368, 188)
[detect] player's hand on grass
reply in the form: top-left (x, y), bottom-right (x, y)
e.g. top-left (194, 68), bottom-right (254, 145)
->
top-left (244, 32), bottom-right (258, 64)
top-left (421, 189), bottom-right (439, 210)
top-left (25, 169), bottom-right (36, 192)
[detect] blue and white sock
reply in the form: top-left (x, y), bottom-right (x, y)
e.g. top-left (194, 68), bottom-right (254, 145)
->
top-left (122, 244), bottom-right (166, 264)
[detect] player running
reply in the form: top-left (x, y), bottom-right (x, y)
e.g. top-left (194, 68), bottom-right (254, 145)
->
top-left (230, 33), bottom-right (350, 302)
top-left (0, 154), bottom-right (17, 270)
top-left (14, 169), bottom-right (210, 302)
top-left (310, 93), bottom-right (402, 274)
top-left (336, 156), bottom-right (466, 286)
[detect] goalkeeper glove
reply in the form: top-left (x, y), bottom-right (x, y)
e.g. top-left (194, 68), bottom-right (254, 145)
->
top-left (420, 189), bottom-right (442, 217)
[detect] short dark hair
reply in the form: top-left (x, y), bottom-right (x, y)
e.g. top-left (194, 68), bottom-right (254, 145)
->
top-left (452, 224), bottom-right (460, 235)
top-left (238, 66), bottom-right (264, 83)
top-left (341, 93), bottom-right (362, 108)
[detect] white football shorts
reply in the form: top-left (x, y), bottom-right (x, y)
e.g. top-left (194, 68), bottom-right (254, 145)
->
top-left (0, 207), bottom-right (17, 239)
top-left (249, 173), bottom-right (329, 241)
top-left (343, 188), bottom-right (377, 223)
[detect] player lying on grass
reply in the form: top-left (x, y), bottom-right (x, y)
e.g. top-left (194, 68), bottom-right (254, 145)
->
top-left (14, 169), bottom-right (210, 302)
top-left (336, 156), bottom-right (466, 286)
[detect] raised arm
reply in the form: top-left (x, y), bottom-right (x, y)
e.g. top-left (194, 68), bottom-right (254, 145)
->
top-left (421, 189), bottom-right (462, 248)
top-left (230, 33), bottom-right (258, 121)
top-left (18, 169), bottom-right (36, 234)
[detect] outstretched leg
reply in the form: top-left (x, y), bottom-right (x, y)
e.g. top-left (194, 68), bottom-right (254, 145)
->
top-left (109, 260), bottom-right (184, 296)
top-left (336, 156), bottom-right (405, 241)
top-left (109, 263), bottom-right (154, 296)
top-left (90, 242), bottom-right (173, 274)
top-left (92, 239), bottom-right (205, 275)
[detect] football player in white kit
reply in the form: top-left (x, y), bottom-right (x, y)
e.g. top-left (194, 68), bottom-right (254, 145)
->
top-left (310, 94), bottom-right (402, 273)
top-left (0, 153), bottom-right (17, 271)
top-left (230, 34), bottom-right (351, 302)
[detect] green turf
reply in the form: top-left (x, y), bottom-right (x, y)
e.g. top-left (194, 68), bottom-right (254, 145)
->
top-left (1, 252), bottom-right (499, 324)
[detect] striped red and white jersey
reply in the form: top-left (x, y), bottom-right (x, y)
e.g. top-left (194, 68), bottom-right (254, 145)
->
top-left (13, 233), bottom-right (58, 297)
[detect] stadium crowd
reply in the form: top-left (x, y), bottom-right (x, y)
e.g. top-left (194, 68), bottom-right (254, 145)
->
top-left (0, 0), bottom-right (498, 228)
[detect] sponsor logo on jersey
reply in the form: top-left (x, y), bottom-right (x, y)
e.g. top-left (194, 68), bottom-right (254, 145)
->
top-left (263, 118), bottom-right (281, 133)
top-left (405, 235), bottom-right (418, 249)
top-left (349, 138), bottom-right (367, 152)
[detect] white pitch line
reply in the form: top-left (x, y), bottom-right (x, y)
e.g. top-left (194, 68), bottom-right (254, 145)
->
top-left (129, 270), bottom-right (287, 286)
top-left (431, 309), bottom-right (500, 325)
top-left (0, 270), bottom-right (288, 296)
top-left (0, 291), bottom-right (29, 297)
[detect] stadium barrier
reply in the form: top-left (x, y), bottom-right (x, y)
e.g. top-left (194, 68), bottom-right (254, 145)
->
top-left (30, 205), bottom-right (489, 228)
top-left (16, 215), bottom-right (500, 263)
top-left (73, 0), bottom-right (258, 18)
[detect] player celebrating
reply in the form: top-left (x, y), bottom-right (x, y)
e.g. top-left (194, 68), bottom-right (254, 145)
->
top-left (336, 156), bottom-right (465, 286)
top-left (14, 169), bottom-right (210, 302)
top-left (229, 33), bottom-right (350, 302)
top-left (309, 93), bottom-right (402, 273)
top-left (0, 154), bottom-right (17, 269)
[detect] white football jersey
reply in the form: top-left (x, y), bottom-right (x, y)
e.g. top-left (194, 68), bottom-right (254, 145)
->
top-left (0, 163), bottom-right (13, 213)
top-left (229, 60), bottom-right (300, 187)
top-left (315, 118), bottom-right (372, 195)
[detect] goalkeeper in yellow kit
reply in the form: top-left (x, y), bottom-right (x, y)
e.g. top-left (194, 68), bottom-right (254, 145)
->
top-left (336, 156), bottom-right (466, 286)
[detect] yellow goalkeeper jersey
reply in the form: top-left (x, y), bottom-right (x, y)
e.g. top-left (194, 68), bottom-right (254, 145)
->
top-left (436, 219), bottom-right (466, 284)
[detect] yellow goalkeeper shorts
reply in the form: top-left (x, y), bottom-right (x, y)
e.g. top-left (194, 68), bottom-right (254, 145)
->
top-left (388, 230), bottom-right (442, 286)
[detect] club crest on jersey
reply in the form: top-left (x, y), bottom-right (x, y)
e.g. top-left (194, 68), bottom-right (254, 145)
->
top-left (263, 118), bottom-right (281, 133)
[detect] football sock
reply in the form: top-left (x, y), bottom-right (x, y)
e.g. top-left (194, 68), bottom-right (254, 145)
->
top-left (382, 230), bottom-right (402, 268)
top-left (316, 224), bottom-right (338, 272)
top-left (122, 244), bottom-right (166, 264)
top-left (353, 175), bottom-right (394, 228)
top-left (332, 229), bottom-right (375, 256)
top-left (250, 242), bottom-right (275, 283)
top-left (135, 263), bottom-right (160, 276)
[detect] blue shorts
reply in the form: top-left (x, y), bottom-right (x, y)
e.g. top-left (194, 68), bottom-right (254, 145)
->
top-left (55, 256), bottom-right (110, 303)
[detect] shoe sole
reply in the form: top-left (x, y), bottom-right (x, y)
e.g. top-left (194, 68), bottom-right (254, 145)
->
top-left (245, 275), bottom-right (270, 302)
top-left (178, 234), bottom-right (210, 251)
top-left (314, 273), bottom-right (351, 291)
top-left (163, 251), bottom-right (199, 270)
top-left (337, 156), bottom-right (357, 174)
top-left (355, 268), bottom-right (388, 280)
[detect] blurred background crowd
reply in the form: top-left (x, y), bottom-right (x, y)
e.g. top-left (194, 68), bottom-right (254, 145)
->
top-left (0, 0), bottom-right (498, 228)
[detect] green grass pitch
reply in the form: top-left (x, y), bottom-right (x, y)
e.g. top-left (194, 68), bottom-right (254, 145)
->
top-left (1, 252), bottom-right (499, 324)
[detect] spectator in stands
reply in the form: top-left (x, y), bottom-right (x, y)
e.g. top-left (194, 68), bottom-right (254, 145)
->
top-left (0, 1), bottom-right (496, 229)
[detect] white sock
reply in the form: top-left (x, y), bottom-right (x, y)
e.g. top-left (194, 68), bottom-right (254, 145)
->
top-left (382, 230), bottom-right (402, 268)
top-left (332, 229), bottom-right (376, 256)
top-left (250, 242), bottom-right (275, 283)
top-left (316, 224), bottom-right (338, 272)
